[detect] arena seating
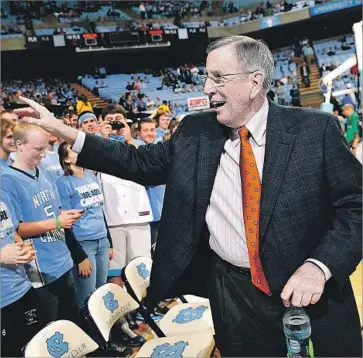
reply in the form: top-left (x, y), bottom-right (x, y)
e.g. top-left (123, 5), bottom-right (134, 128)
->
top-left (81, 72), bottom-right (205, 109)
top-left (272, 47), bottom-right (299, 103)
top-left (313, 34), bottom-right (357, 101)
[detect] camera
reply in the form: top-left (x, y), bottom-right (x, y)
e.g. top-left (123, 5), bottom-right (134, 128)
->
top-left (110, 121), bottom-right (125, 130)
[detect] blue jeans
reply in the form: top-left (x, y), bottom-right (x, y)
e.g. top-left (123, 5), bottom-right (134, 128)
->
top-left (73, 237), bottom-right (110, 307)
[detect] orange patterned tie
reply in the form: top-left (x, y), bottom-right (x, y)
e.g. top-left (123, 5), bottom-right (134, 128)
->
top-left (239, 127), bottom-right (271, 296)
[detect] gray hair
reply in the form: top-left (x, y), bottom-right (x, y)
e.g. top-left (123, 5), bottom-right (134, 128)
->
top-left (206, 36), bottom-right (275, 91)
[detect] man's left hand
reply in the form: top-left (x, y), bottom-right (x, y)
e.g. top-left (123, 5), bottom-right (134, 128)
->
top-left (281, 262), bottom-right (326, 307)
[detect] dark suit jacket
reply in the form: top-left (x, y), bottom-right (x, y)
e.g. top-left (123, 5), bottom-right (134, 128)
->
top-left (77, 101), bottom-right (362, 333)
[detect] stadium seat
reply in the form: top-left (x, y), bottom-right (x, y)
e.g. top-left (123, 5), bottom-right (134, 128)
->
top-left (156, 302), bottom-right (215, 338)
top-left (135, 330), bottom-right (215, 358)
top-left (83, 282), bottom-right (138, 356)
top-left (176, 294), bottom-right (210, 305)
top-left (121, 256), bottom-right (214, 338)
top-left (24, 320), bottom-right (99, 358)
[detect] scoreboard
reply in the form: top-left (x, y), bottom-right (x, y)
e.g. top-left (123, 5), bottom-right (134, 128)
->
top-left (25, 27), bottom-right (208, 51)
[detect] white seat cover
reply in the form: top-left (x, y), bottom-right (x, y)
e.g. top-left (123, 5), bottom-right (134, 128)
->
top-left (87, 283), bottom-right (139, 341)
top-left (135, 330), bottom-right (215, 358)
top-left (159, 303), bottom-right (215, 337)
top-left (124, 256), bottom-right (153, 301)
top-left (25, 320), bottom-right (98, 358)
top-left (176, 295), bottom-right (210, 305)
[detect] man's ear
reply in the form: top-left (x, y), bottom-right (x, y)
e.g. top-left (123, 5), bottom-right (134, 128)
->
top-left (250, 71), bottom-right (265, 99)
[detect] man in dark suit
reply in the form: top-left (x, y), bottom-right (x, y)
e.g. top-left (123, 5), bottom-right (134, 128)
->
top-left (20, 35), bottom-right (362, 357)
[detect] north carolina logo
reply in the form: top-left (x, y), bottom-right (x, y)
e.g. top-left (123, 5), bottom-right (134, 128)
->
top-left (150, 341), bottom-right (188, 358)
top-left (103, 291), bottom-right (119, 313)
top-left (46, 332), bottom-right (69, 358)
top-left (173, 305), bottom-right (208, 324)
top-left (137, 263), bottom-right (150, 280)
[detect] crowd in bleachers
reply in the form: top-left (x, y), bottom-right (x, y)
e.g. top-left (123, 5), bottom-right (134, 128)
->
top-left (0, 0), bottom-right (335, 39)
top-left (1, 78), bottom-right (77, 108)
top-left (266, 47), bottom-right (301, 106)
top-left (131, 1), bottom-right (211, 20)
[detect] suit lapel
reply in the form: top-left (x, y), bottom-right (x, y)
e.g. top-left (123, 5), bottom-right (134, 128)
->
top-left (260, 102), bottom-right (295, 243)
top-left (195, 113), bottom-right (228, 238)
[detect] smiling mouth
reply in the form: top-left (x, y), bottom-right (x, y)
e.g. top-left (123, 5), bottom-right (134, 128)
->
top-left (211, 101), bottom-right (225, 109)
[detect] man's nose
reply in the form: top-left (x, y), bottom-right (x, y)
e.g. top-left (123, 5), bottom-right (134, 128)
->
top-left (203, 78), bottom-right (216, 97)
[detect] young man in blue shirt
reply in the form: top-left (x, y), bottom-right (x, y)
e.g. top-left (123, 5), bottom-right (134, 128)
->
top-left (0, 123), bottom-right (83, 327)
top-left (134, 119), bottom-right (165, 246)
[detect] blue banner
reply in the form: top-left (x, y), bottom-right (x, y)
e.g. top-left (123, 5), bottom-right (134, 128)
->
top-left (259, 15), bottom-right (281, 29)
top-left (310, 0), bottom-right (362, 16)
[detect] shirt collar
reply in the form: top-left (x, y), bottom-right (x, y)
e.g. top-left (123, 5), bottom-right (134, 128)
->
top-left (231, 98), bottom-right (269, 146)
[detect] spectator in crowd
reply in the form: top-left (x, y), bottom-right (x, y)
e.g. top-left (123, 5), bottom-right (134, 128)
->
top-left (56, 142), bottom-right (112, 308)
top-left (274, 80), bottom-right (287, 105)
top-left (342, 103), bottom-right (360, 154)
top-left (98, 65), bottom-right (107, 79)
top-left (79, 104), bottom-right (145, 346)
top-left (168, 118), bottom-right (179, 135)
top-left (139, 2), bottom-right (146, 19)
top-left (290, 84), bottom-right (301, 107)
top-left (63, 110), bottom-right (79, 128)
top-left (303, 43), bottom-right (315, 66)
top-left (342, 93), bottom-right (357, 107)
top-left (76, 95), bottom-right (93, 115)
top-left (0, 190), bottom-right (39, 357)
top-left (130, 122), bottom-right (138, 139)
top-left (134, 119), bottom-right (165, 246)
top-left (154, 108), bottom-right (171, 139)
top-left (0, 118), bottom-right (16, 171)
top-left (43, 92), bottom-right (57, 106)
top-left (0, 123), bottom-right (83, 328)
top-left (78, 112), bottom-right (98, 135)
top-left (300, 60), bottom-right (311, 87)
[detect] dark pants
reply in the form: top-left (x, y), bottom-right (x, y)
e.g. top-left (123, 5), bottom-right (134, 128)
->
top-left (208, 254), bottom-right (287, 357)
top-left (36, 269), bottom-right (80, 327)
top-left (1, 288), bottom-right (42, 357)
top-left (292, 98), bottom-right (301, 107)
top-left (208, 253), bottom-right (362, 357)
top-left (302, 75), bottom-right (310, 87)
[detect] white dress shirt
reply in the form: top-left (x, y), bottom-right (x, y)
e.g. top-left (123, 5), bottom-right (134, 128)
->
top-left (72, 104), bottom-right (331, 280)
top-left (205, 99), bottom-right (332, 280)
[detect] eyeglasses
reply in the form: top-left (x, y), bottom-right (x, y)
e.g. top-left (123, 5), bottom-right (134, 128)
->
top-left (201, 70), bottom-right (258, 88)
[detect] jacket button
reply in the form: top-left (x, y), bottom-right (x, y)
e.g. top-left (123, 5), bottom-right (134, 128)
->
top-left (171, 276), bottom-right (176, 281)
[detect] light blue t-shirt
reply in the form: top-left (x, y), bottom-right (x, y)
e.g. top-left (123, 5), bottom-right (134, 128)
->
top-left (0, 158), bottom-right (9, 173)
top-left (56, 171), bottom-right (107, 241)
top-left (0, 191), bottom-right (32, 308)
top-left (156, 127), bottom-right (168, 140)
top-left (41, 150), bottom-right (64, 184)
top-left (133, 138), bottom-right (165, 223)
top-left (0, 166), bottom-right (73, 288)
top-left (146, 185), bottom-right (165, 222)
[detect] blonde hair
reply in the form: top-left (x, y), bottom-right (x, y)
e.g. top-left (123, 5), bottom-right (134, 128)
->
top-left (13, 123), bottom-right (48, 144)
top-left (1, 117), bottom-right (16, 139)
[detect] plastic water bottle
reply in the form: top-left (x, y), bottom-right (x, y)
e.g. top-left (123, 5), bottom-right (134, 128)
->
top-left (283, 306), bottom-right (314, 357)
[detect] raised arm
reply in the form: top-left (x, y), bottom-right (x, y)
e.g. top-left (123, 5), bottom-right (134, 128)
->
top-left (77, 134), bottom-right (173, 186)
top-left (19, 96), bottom-right (175, 186)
